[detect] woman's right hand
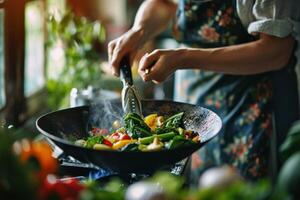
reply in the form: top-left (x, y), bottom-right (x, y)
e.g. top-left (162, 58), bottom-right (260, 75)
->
top-left (108, 27), bottom-right (147, 76)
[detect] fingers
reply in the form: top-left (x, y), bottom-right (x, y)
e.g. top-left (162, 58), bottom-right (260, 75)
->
top-left (107, 41), bottom-right (116, 62)
top-left (108, 40), bottom-right (126, 76)
top-left (138, 50), bottom-right (166, 83)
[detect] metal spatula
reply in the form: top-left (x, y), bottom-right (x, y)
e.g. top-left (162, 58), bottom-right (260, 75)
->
top-left (120, 56), bottom-right (143, 116)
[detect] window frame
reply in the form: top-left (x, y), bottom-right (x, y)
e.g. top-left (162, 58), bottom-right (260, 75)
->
top-left (0, 3), bottom-right (5, 112)
top-left (0, 0), bottom-right (48, 127)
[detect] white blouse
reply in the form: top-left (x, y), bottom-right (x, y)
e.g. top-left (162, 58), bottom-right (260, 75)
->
top-left (237, 0), bottom-right (300, 71)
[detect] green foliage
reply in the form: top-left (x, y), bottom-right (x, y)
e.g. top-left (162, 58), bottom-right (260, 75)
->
top-left (149, 172), bottom-right (272, 200)
top-left (80, 179), bottom-right (125, 200)
top-left (276, 152), bottom-right (300, 199)
top-left (280, 120), bottom-right (300, 161)
top-left (47, 10), bottom-right (106, 109)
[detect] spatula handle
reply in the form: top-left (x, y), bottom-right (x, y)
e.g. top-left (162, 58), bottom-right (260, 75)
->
top-left (120, 56), bottom-right (133, 85)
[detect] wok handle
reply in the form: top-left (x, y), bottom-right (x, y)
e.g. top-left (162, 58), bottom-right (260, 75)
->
top-left (120, 55), bottom-right (133, 86)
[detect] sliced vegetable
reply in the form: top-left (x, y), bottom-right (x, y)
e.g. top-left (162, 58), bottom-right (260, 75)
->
top-left (76, 112), bottom-right (200, 151)
top-left (84, 136), bottom-right (104, 148)
top-left (93, 144), bottom-right (111, 150)
top-left (124, 113), bottom-right (152, 139)
top-left (166, 135), bottom-right (195, 149)
top-left (192, 135), bottom-right (200, 143)
top-left (109, 132), bottom-right (131, 142)
top-left (112, 140), bottom-right (137, 150)
top-left (164, 112), bottom-right (184, 128)
top-left (144, 114), bottom-right (158, 130)
top-left (74, 139), bottom-right (86, 146)
top-left (155, 127), bottom-right (178, 135)
top-left (145, 137), bottom-right (164, 151)
top-left (121, 143), bottom-right (139, 151)
top-left (102, 139), bottom-right (113, 147)
top-left (139, 132), bottom-right (176, 145)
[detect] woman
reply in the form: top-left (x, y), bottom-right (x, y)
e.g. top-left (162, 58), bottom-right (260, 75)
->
top-left (108, 0), bottom-right (300, 182)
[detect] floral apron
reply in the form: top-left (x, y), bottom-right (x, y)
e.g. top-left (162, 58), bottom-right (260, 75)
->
top-left (173, 0), bottom-right (273, 183)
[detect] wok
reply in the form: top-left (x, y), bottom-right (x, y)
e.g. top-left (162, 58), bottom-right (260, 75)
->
top-left (36, 100), bottom-right (222, 174)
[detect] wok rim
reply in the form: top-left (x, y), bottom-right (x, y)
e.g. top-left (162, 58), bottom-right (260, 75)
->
top-left (36, 99), bottom-right (222, 155)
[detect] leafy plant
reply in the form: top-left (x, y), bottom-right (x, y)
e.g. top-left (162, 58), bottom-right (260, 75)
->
top-left (46, 10), bottom-right (106, 109)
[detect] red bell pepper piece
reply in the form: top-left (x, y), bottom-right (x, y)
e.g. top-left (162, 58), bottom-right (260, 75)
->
top-left (120, 134), bottom-right (131, 140)
top-left (102, 139), bottom-right (113, 147)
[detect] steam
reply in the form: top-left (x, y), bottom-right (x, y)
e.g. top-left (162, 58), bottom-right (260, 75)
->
top-left (87, 99), bottom-right (124, 133)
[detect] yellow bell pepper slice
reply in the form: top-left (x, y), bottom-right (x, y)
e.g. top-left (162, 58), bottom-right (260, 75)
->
top-left (93, 144), bottom-right (111, 150)
top-left (144, 114), bottom-right (158, 131)
top-left (112, 140), bottom-right (136, 150)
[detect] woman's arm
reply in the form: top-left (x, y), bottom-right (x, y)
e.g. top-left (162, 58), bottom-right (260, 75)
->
top-left (108, 0), bottom-right (177, 76)
top-left (132, 0), bottom-right (177, 42)
top-left (139, 33), bottom-right (295, 83)
top-left (181, 34), bottom-right (295, 74)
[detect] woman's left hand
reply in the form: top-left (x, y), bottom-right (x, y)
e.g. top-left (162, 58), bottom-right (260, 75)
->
top-left (138, 48), bottom-right (184, 83)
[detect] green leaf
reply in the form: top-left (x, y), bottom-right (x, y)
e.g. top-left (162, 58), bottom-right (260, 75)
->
top-left (124, 113), bottom-right (152, 139)
top-left (164, 112), bottom-right (184, 128)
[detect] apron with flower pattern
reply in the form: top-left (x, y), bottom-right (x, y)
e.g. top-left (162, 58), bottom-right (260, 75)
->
top-left (173, 0), bottom-right (273, 183)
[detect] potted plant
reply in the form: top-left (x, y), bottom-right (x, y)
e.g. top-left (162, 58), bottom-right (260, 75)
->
top-left (46, 9), bottom-right (118, 109)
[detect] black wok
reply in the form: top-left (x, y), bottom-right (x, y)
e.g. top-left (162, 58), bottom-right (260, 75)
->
top-left (36, 100), bottom-right (222, 174)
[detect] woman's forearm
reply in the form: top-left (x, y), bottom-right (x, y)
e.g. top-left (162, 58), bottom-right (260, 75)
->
top-left (132, 0), bottom-right (177, 43)
top-left (179, 34), bottom-right (295, 75)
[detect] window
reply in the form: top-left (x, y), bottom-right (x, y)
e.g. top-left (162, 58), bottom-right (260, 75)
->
top-left (0, 9), bottom-right (4, 109)
top-left (24, 1), bottom-right (45, 96)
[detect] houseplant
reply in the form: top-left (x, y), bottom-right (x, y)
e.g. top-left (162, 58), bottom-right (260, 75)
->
top-left (46, 10), bottom-right (107, 109)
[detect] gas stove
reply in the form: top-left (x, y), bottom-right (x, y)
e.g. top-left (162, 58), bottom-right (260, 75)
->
top-left (51, 142), bottom-right (191, 184)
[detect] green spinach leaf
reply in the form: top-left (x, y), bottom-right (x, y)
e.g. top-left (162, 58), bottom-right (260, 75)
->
top-left (124, 113), bottom-right (152, 139)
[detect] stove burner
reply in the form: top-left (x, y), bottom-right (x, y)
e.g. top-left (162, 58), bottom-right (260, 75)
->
top-left (58, 153), bottom-right (190, 184)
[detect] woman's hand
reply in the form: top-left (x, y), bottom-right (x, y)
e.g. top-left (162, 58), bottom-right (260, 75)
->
top-left (138, 48), bottom-right (185, 83)
top-left (108, 0), bottom-right (177, 76)
top-left (108, 28), bottom-right (146, 76)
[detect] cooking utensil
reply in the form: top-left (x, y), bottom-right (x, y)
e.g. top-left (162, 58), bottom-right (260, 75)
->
top-left (120, 56), bottom-right (142, 116)
top-left (36, 100), bottom-right (222, 174)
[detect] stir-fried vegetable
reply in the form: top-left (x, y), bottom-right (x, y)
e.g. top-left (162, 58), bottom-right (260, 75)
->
top-left (124, 113), bottom-right (152, 139)
top-left (84, 136), bottom-right (104, 148)
top-left (74, 112), bottom-right (200, 151)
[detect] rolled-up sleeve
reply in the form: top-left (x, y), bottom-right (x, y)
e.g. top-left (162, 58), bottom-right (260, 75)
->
top-left (237, 0), bottom-right (300, 39)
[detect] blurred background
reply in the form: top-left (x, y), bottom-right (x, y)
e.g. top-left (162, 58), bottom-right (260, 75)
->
top-left (0, 0), bottom-right (177, 135)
